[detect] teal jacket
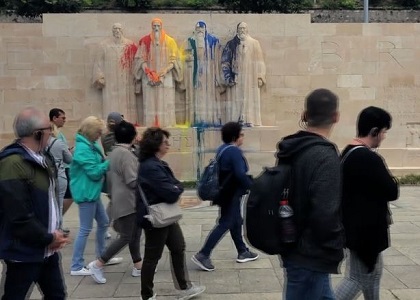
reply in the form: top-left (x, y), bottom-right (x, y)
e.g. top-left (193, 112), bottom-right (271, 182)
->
top-left (70, 133), bottom-right (109, 203)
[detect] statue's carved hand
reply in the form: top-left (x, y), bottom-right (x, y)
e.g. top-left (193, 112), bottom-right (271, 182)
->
top-left (228, 81), bottom-right (236, 87)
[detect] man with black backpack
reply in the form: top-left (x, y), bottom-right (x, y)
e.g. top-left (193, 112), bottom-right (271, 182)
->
top-left (192, 122), bottom-right (258, 272)
top-left (276, 89), bottom-right (344, 299)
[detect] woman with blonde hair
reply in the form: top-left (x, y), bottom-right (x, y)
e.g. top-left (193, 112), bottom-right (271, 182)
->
top-left (70, 116), bottom-right (121, 276)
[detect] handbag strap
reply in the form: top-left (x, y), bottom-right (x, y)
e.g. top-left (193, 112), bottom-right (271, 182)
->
top-left (137, 182), bottom-right (150, 213)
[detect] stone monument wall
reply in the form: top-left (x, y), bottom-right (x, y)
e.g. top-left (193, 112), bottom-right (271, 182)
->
top-left (1, 14), bottom-right (420, 179)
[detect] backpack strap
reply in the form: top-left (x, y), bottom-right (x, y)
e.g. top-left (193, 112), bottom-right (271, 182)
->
top-left (341, 145), bottom-right (365, 164)
top-left (215, 144), bottom-right (235, 161)
top-left (46, 138), bottom-right (58, 154)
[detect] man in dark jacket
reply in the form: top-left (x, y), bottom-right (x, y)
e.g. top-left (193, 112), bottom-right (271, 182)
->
top-left (335, 107), bottom-right (399, 300)
top-left (0, 107), bottom-right (70, 299)
top-left (276, 89), bottom-right (344, 299)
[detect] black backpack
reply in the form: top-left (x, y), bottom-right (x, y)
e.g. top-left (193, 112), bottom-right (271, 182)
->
top-left (197, 145), bottom-right (234, 201)
top-left (244, 163), bottom-right (293, 255)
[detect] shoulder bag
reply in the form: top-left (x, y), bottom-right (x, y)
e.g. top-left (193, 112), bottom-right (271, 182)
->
top-left (137, 183), bottom-right (183, 228)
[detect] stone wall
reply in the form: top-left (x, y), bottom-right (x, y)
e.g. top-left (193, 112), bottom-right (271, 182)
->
top-left (1, 13), bottom-right (420, 179)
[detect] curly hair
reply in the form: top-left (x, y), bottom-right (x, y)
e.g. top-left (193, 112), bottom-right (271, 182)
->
top-left (139, 127), bottom-right (170, 161)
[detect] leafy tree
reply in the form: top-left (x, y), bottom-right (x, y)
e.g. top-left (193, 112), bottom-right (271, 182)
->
top-left (217, 0), bottom-right (308, 13)
top-left (400, 0), bottom-right (420, 7)
top-left (5, 0), bottom-right (89, 18)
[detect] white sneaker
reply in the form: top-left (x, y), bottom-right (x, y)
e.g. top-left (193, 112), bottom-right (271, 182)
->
top-left (131, 266), bottom-right (141, 277)
top-left (88, 261), bottom-right (106, 284)
top-left (177, 284), bottom-right (206, 300)
top-left (105, 231), bottom-right (112, 239)
top-left (105, 257), bottom-right (123, 265)
top-left (147, 293), bottom-right (157, 300)
top-left (70, 267), bottom-right (90, 276)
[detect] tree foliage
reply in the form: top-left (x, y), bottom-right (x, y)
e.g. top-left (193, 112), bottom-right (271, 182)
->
top-left (217, 0), bottom-right (308, 13)
top-left (4, 0), bottom-right (88, 17)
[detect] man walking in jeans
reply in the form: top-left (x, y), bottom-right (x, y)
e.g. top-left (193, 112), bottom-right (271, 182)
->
top-left (275, 89), bottom-right (344, 299)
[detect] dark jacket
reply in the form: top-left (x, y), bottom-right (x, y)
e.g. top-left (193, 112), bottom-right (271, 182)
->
top-left (217, 144), bottom-right (253, 206)
top-left (276, 131), bottom-right (344, 274)
top-left (137, 157), bottom-right (184, 228)
top-left (341, 145), bottom-right (399, 271)
top-left (0, 142), bottom-right (56, 262)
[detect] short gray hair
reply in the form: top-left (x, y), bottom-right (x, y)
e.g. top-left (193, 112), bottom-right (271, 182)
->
top-left (14, 107), bottom-right (46, 138)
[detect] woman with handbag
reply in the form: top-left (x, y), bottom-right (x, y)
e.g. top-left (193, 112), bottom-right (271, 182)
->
top-left (69, 116), bottom-right (122, 276)
top-left (137, 127), bottom-right (205, 300)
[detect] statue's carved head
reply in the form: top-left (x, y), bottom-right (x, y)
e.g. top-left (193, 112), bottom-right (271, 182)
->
top-left (151, 18), bottom-right (163, 33)
top-left (236, 22), bottom-right (248, 40)
top-left (194, 21), bottom-right (206, 38)
top-left (112, 23), bottom-right (123, 39)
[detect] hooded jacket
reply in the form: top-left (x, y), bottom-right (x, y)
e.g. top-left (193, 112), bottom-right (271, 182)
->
top-left (0, 142), bottom-right (57, 262)
top-left (276, 131), bottom-right (344, 274)
top-left (70, 133), bottom-right (109, 203)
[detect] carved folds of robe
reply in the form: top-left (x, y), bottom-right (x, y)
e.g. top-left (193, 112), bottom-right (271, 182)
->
top-left (222, 36), bottom-right (266, 126)
top-left (134, 33), bottom-right (182, 127)
top-left (92, 38), bottom-right (138, 122)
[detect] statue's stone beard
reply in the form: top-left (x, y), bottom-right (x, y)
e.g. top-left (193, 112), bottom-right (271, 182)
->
top-left (196, 34), bottom-right (205, 48)
top-left (154, 31), bottom-right (161, 45)
top-left (238, 33), bottom-right (248, 41)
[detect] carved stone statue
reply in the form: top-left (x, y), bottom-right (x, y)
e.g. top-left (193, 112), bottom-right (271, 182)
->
top-left (221, 22), bottom-right (266, 126)
top-left (92, 23), bottom-right (138, 122)
top-left (182, 21), bottom-right (223, 127)
top-left (134, 18), bottom-right (182, 127)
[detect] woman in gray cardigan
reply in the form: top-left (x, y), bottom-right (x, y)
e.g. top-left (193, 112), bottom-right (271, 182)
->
top-left (88, 121), bottom-right (143, 284)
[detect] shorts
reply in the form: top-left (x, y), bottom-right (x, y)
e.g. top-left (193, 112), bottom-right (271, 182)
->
top-left (64, 168), bottom-right (72, 199)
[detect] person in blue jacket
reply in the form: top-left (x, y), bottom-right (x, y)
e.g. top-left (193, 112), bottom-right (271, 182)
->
top-left (192, 121), bottom-right (258, 272)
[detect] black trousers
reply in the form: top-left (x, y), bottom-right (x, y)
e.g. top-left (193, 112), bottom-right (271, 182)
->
top-left (2, 252), bottom-right (66, 300)
top-left (141, 222), bottom-right (190, 300)
top-left (100, 213), bottom-right (142, 263)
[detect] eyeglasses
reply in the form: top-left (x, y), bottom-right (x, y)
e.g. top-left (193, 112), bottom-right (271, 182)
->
top-left (36, 126), bottom-right (53, 131)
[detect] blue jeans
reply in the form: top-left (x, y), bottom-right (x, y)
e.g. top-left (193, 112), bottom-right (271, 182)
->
top-left (71, 200), bottom-right (109, 271)
top-left (200, 195), bottom-right (247, 257)
top-left (283, 259), bottom-right (335, 300)
top-left (2, 253), bottom-right (66, 300)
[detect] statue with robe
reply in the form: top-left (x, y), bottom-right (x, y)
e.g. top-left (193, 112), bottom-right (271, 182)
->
top-left (182, 21), bottom-right (223, 127)
top-left (134, 18), bottom-right (182, 127)
top-left (92, 23), bottom-right (138, 122)
top-left (221, 22), bottom-right (266, 126)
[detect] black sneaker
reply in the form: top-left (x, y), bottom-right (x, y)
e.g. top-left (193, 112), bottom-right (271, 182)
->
top-left (236, 250), bottom-right (259, 263)
top-left (191, 253), bottom-right (215, 271)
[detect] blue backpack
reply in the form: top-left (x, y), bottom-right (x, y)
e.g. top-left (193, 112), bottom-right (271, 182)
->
top-left (197, 145), bottom-right (234, 201)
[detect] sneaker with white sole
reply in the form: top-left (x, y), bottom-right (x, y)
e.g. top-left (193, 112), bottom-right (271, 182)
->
top-left (236, 250), bottom-right (259, 263)
top-left (131, 266), bottom-right (141, 277)
top-left (88, 261), bottom-right (106, 284)
top-left (70, 267), bottom-right (91, 276)
top-left (147, 293), bottom-right (157, 300)
top-left (191, 253), bottom-right (214, 272)
top-left (177, 284), bottom-right (206, 300)
top-left (105, 231), bottom-right (112, 239)
top-left (105, 257), bottom-right (123, 265)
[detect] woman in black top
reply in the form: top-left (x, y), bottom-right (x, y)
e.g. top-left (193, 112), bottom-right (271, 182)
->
top-left (137, 127), bottom-right (205, 300)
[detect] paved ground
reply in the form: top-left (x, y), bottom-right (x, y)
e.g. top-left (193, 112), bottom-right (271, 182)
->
top-left (2, 187), bottom-right (420, 300)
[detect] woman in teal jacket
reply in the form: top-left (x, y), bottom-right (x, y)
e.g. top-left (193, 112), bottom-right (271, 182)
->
top-left (70, 116), bottom-right (112, 276)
